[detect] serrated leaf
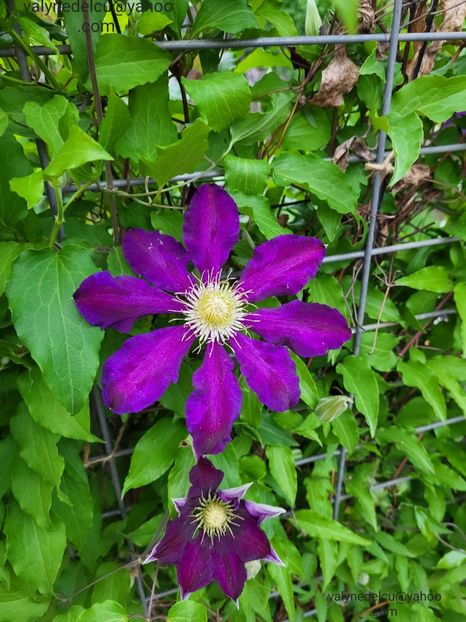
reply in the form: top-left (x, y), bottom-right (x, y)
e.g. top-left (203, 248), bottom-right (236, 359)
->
top-left (10, 405), bottom-right (64, 488)
top-left (5, 503), bottom-right (66, 595)
top-left (273, 153), bottom-right (358, 214)
top-left (183, 72), bottom-right (251, 132)
top-left (337, 355), bottom-right (379, 436)
top-left (395, 266), bottom-right (453, 293)
top-left (231, 92), bottom-right (293, 145)
top-left (224, 155), bottom-right (268, 195)
top-left (378, 427), bottom-right (435, 474)
top-left (294, 510), bottom-right (371, 545)
top-left (10, 457), bottom-right (53, 529)
top-left (7, 246), bottom-right (104, 413)
top-left (290, 352), bottom-right (318, 408)
top-left (95, 34), bottom-right (171, 93)
top-left (123, 419), bottom-right (185, 496)
top-left (392, 75), bottom-right (466, 123)
top-left (388, 112), bottom-right (424, 185)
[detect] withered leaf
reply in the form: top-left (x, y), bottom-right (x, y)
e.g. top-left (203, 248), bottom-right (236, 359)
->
top-left (311, 48), bottom-right (360, 108)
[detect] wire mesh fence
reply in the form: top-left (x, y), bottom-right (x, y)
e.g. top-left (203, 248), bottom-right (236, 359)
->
top-left (4, 0), bottom-right (466, 617)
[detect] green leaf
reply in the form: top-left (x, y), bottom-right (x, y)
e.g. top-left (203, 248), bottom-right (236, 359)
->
top-left (45, 126), bottom-right (113, 178)
top-left (23, 96), bottom-right (76, 157)
top-left (397, 360), bottom-right (446, 421)
top-left (0, 108), bottom-right (8, 137)
top-left (0, 129), bottom-right (33, 226)
top-left (294, 510), bottom-right (370, 545)
top-left (0, 587), bottom-right (49, 622)
top-left (252, 197), bottom-right (290, 239)
top-left (95, 34), bottom-right (171, 94)
top-left (268, 564), bottom-right (295, 621)
top-left (77, 600), bottom-right (128, 622)
top-left (137, 12), bottom-right (172, 34)
top-left (144, 119), bottom-right (210, 188)
top-left (192, 0), bottom-right (257, 35)
top-left (317, 396), bottom-right (353, 423)
top-left (10, 405), bottom-right (64, 488)
top-left (334, 0), bottom-right (358, 31)
top-left (116, 76), bottom-right (177, 161)
top-left (395, 266), bottom-right (453, 293)
top-left (392, 75), bottom-right (466, 123)
top-left (378, 427), bottom-right (435, 474)
top-left (281, 108), bottom-right (332, 152)
top-left (10, 457), bottom-right (54, 529)
top-left (183, 72), bottom-right (251, 132)
top-left (337, 355), bottom-right (379, 436)
top-left (388, 112), bottom-right (424, 185)
top-left (100, 91), bottom-right (131, 154)
top-left (359, 332), bottom-right (399, 372)
top-left (0, 242), bottom-right (22, 296)
top-left (63, 2), bottom-right (104, 82)
top-left (18, 368), bottom-right (98, 442)
top-left (150, 211), bottom-right (184, 242)
top-left (317, 538), bottom-right (338, 590)
top-left (290, 352), bottom-right (318, 408)
top-left (167, 601), bottom-right (207, 622)
top-left (273, 153), bottom-right (358, 214)
top-left (345, 466), bottom-right (377, 530)
top-left (331, 409), bottom-right (359, 454)
top-left (9, 170), bottom-right (44, 210)
top-left (231, 92), bottom-right (293, 145)
top-left (266, 445), bottom-right (297, 506)
top-left (224, 155), bottom-right (268, 195)
top-left (375, 531), bottom-right (415, 557)
top-left (454, 282), bottom-right (466, 357)
top-left (5, 503), bottom-right (66, 594)
top-left (7, 246), bottom-right (104, 413)
top-left (437, 550), bottom-right (466, 570)
top-left (122, 419), bottom-right (186, 496)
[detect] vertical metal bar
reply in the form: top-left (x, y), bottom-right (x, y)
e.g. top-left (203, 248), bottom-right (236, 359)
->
top-left (92, 388), bottom-right (149, 616)
top-left (6, 0), bottom-right (62, 235)
top-left (333, 0), bottom-right (404, 520)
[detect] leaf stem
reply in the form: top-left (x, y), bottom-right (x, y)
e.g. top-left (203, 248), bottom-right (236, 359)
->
top-left (49, 178), bottom-right (64, 250)
top-left (8, 28), bottom-right (62, 92)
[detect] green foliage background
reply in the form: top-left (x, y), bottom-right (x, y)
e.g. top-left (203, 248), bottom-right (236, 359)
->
top-left (0, 0), bottom-right (465, 620)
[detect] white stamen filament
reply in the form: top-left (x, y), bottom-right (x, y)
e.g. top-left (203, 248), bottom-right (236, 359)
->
top-left (172, 271), bottom-right (254, 347)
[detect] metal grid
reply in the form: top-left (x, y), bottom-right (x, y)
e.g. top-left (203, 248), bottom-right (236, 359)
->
top-left (4, 0), bottom-right (466, 617)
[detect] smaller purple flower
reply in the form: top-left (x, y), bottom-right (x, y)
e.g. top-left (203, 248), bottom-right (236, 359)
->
top-left (145, 458), bottom-right (285, 602)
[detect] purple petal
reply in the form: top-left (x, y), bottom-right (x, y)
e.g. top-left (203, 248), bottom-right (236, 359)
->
top-left (244, 500), bottom-right (286, 524)
top-left (233, 511), bottom-right (272, 563)
top-left (172, 498), bottom-right (187, 515)
top-left (186, 343), bottom-right (242, 457)
top-left (212, 549), bottom-right (247, 601)
top-left (218, 483), bottom-right (252, 504)
top-left (102, 326), bottom-right (194, 413)
top-left (250, 300), bottom-right (351, 357)
top-left (239, 235), bottom-right (325, 302)
top-left (183, 184), bottom-right (239, 274)
top-left (177, 539), bottom-right (213, 599)
top-left (264, 547), bottom-right (286, 566)
top-left (73, 271), bottom-right (180, 333)
top-left (232, 334), bottom-right (300, 411)
top-left (188, 457), bottom-right (224, 491)
top-left (144, 518), bottom-right (190, 564)
top-left (122, 229), bottom-right (192, 293)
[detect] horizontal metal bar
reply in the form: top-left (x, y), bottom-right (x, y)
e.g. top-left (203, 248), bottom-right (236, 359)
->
top-left (64, 143), bottom-right (466, 194)
top-left (295, 415), bottom-right (465, 467)
top-left (361, 308), bottom-right (456, 333)
top-left (1, 31), bottom-right (465, 58)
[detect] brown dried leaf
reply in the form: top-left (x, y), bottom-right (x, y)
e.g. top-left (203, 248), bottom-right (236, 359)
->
top-left (399, 164), bottom-right (431, 186)
top-left (358, 0), bottom-right (376, 32)
top-left (408, 0), bottom-right (466, 77)
top-left (333, 136), bottom-right (373, 171)
top-left (311, 48), bottom-right (359, 108)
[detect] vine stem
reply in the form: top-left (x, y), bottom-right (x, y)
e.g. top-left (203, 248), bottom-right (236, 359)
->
top-left (81, 1), bottom-right (120, 245)
top-left (48, 178), bottom-right (64, 249)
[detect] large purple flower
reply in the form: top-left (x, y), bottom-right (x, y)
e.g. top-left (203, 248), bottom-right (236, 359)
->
top-left (74, 184), bottom-right (351, 456)
top-left (144, 457), bottom-right (285, 601)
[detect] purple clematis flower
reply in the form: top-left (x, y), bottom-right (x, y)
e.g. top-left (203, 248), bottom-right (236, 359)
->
top-left (144, 457), bottom-right (285, 601)
top-left (73, 184), bottom-right (351, 456)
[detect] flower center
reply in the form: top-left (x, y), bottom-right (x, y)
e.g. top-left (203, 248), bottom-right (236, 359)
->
top-left (175, 272), bottom-right (252, 346)
top-left (191, 492), bottom-right (242, 543)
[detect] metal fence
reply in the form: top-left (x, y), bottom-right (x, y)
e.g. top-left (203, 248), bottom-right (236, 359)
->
top-left (4, 0), bottom-right (466, 617)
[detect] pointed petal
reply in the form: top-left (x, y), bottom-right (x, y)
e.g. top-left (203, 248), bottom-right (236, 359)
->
top-left (250, 300), bottom-right (351, 357)
top-left (264, 546), bottom-right (286, 566)
top-left (232, 334), bottom-right (300, 411)
top-left (172, 497), bottom-right (187, 515)
top-left (177, 539), bottom-right (213, 599)
top-left (233, 512), bottom-right (272, 563)
top-left (102, 326), bottom-right (194, 413)
top-left (144, 518), bottom-right (190, 564)
top-left (186, 343), bottom-right (242, 457)
top-left (188, 457), bottom-right (224, 491)
top-left (244, 500), bottom-right (286, 524)
top-left (73, 271), bottom-right (179, 333)
top-left (183, 184), bottom-right (239, 273)
top-left (122, 229), bottom-right (192, 292)
top-left (218, 483), bottom-right (253, 504)
top-left (212, 549), bottom-right (247, 601)
top-left (239, 235), bottom-right (325, 302)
